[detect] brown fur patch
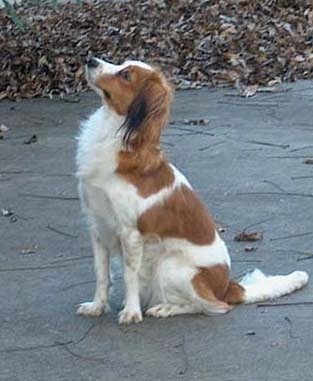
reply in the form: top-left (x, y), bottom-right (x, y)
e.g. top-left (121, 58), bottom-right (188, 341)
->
top-left (224, 280), bottom-right (245, 304)
top-left (138, 184), bottom-right (216, 245)
top-left (192, 265), bottom-right (230, 301)
top-left (118, 158), bottom-right (175, 198)
top-left (95, 66), bottom-right (154, 116)
top-left (192, 264), bottom-right (245, 305)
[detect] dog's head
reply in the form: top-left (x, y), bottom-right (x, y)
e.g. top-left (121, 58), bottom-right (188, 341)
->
top-left (86, 57), bottom-right (172, 151)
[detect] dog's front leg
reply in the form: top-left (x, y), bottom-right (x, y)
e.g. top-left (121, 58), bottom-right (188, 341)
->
top-left (77, 230), bottom-right (110, 317)
top-left (119, 228), bottom-right (143, 324)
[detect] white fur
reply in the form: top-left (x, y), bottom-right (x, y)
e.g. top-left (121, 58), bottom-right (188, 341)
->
top-left (76, 59), bottom-right (309, 323)
top-left (240, 269), bottom-right (309, 303)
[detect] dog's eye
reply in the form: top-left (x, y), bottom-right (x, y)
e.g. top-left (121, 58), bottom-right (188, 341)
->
top-left (119, 70), bottom-right (131, 81)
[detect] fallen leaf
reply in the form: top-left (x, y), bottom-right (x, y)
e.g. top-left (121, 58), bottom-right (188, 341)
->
top-left (1, 208), bottom-right (14, 216)
top-left (217, 225), bottom-right (226, 233)
top-left (24, 134), bottom-right (38, 144)
top-left (245, 331), bottom-right (256, 336)
top-left (244, 246), bottom-right (258, 252)
top-left (241, 84), bottom-right (259, 97)
top-left (267, 78), bottom-right (282, 86)
top-left (303, 159), bottom-right (313, 164)
top-left (234, 231), bottom-right (263, 242)
top-left (0, 124), bottom-right (9, 132)
top-left (183, 119), bottom-right (210, 125)
top-left (0, 123), bottom-right (9, 139)
top-left (10, 215), bottom-right (17, 223)
top-left (20, 244), bottom-right (39, 255)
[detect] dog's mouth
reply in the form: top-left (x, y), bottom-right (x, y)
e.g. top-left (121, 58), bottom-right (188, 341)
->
top-left (102, 89), bottom-right (111, 100)
top-left (85, 65), bottom-right (94, 85)
top-left (85, 66), bottom-right (111, 100)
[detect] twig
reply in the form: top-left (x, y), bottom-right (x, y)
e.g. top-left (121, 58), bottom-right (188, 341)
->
top-left (237, 191), bottom-right (313, 199)
top-left (19, 193), bottom-right (79, 201)
top-left (291, 175), bottom-right (313, 180)
top-left (176, 334), bottom-right (189, 376)
top-left (51, 255), bottom-right (92, 264)
top-left (288, 86), bottom-right (313, 93)
top-left (297, 254), bottom-right (313, 262)
top-left (0, 322), bottom-right (98, 354)
top-left (71, 321), bottom-right (99, 346)
top-left (0, 340), bottom-right (73, 354)
top-left (245, 140), bottom-right (289, 149)
top-left (61, 280), bottom-right (94, 291)
top-left (217, 101), bottom-right (278, 107)
top-left (257, 301), bottom-right (313, 308)
top-left (45, 173), bottom-right (73, 178)
top-left (270, 231), bottom-right (313, 241)
top-left (0, 170), bottom-right (34, 175)
top-left (47, 225), bottom-right (78, 238)
top-left (275, 249), bottom-right (312, 256)
top-left (58, 322), bottom-right (108, 362)
top-left (232, 259), bottom-right (262, 263)
top-left (161, 141), bottom-right (175, 147)
top-left (199, 141), bottom-right (225, 152)
top-left (266, 155), bottom-right (313, 159)
top-left (61, 345), bottom-right (106, 362)
top-left (0, 264), bottom-right (72, 272)
top-left (164, 132), bottom-right (196, 137)
top-left (0, 171), bottom-right (72, 177)
top-left (290, 145), bottom-right (313, 153)
top-left (263, 180), bottom-right (287, 193)
top-left (275, 249), bottom-right (313, 262)
top-left (284, 316), bottom-right (297, 339)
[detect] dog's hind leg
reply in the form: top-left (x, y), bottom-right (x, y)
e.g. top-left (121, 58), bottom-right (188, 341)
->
top-left (145, 255), bottom-right (231, 318)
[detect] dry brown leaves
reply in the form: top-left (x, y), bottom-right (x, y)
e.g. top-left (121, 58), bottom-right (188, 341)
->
top-left (234, 231), bottom-right (263, 242)
top-left (1, 0), bottom-right (313, 99)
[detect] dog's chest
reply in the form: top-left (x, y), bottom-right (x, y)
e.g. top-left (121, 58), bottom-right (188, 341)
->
top-left (80, 173), bottom-right (141, 232)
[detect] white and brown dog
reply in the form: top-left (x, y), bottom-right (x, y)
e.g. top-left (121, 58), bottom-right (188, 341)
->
top-left (76, 57), bottom-right (308, 324)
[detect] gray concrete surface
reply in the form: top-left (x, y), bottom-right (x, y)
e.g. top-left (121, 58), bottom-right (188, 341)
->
top-left (0, 82), bottom-right (313, 381)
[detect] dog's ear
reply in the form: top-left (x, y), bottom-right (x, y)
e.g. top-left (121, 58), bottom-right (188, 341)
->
top-left (121, 72), bottom-right (172, 149)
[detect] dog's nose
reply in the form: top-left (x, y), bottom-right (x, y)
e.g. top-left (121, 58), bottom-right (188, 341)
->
top-left (86, 57), bottom-right (99, 69)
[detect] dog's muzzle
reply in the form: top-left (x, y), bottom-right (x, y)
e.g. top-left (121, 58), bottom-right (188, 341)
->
top-left (86, 57), bottom-right (100, 69)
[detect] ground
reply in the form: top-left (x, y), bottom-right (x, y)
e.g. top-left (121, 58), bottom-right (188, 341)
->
top-left (0, 83), bottom-right (312, 380)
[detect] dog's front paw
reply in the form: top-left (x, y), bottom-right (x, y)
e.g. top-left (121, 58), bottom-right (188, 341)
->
top-left (76, 301), bottom-right (106, 317)
top-left (118, 308), bottom-right (143, 324)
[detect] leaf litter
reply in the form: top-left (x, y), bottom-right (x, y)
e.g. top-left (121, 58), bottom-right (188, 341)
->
top-left (1, 0), bottom-right (313, 99)
top-left (20, 244), bottom-right (39, 255)
top-left (234, 231), bottom-right (264, 242)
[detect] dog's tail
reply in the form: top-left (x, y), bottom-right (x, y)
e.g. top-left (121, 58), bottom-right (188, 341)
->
top-left (234, 269), bottom-right (309, 304)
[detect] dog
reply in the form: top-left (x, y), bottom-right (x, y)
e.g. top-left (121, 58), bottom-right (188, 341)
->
top-left (76, 57), bottom-right (308, 324)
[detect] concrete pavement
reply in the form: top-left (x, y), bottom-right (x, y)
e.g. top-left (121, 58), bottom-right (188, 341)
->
top-left (0, 82), bottom-right (312, 380)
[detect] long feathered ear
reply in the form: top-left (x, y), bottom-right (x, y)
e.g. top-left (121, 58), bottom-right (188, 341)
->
top-left (121, 72), bottom-right (172, 149)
